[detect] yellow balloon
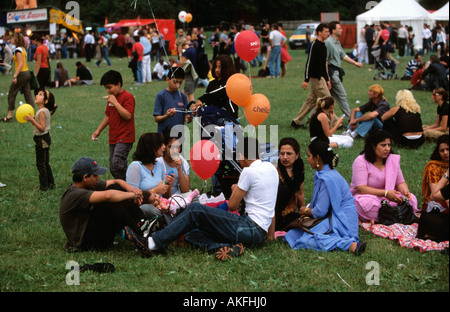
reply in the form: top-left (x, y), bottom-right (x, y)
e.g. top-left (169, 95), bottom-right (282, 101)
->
top-left (185, 13), bottom-right (192, 23)
top-left (15, 104), bottom-right (34, 123)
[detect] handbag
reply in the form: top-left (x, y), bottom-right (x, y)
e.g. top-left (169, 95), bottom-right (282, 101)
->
top-left (29, 71), bottom-right (40, 90)
top-left (378, 198), bottom-right (418, 226)
top-left (283, 209), bottom-right (331, 235)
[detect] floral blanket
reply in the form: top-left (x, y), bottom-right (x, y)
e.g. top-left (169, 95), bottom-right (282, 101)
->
top-left (360, 222), bottom-right (449, 253)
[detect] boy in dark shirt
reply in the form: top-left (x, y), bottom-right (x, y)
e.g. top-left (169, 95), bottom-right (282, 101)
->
top-left (59, 156), bottom-right (151, 252)
top-left (153, 67), bottom-right (191, 134)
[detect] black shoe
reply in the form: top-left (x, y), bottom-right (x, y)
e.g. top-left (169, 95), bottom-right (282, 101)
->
top-left (124, 226), bottom-right (152, 258)
top-left (354, 241), bottom-right (367, 256)
top-left (291, 121), bottom-right (306, 129)
top-left (215, 243), bottom-right (244, 261)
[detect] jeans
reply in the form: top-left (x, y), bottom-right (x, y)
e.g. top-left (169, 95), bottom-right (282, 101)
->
top-left (136, 61), bottom-right (143, 83)
top-left (268, 45), bottom-right (281, 77)
top-left (152, 203), bottom-right (266, 252)
top-left (349, 111), bottom-right (383, 138)
top-left (96, 47), bottom-right (111, 66)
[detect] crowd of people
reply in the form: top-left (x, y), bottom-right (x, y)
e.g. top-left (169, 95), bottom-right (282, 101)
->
top-left (0, 20), bottom-right (448, 261)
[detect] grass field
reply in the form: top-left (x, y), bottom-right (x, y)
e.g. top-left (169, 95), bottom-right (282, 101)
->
top-left (0, 34), bottom-right (448, 296)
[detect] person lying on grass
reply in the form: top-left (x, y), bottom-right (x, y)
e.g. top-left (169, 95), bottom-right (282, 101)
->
top-left (124, 137), bottom-right (280, 261)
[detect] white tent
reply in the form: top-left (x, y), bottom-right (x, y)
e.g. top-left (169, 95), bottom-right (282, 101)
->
top-left (356, 0), bottom-right (433, 51)
top-left (430, 2), bottom-right (449, 21)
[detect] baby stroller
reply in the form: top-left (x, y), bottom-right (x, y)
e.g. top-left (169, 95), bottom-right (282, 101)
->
top-left (194, 105), bottom-right (243, 198)
top-left (371, 46), bottom-right (399, 80)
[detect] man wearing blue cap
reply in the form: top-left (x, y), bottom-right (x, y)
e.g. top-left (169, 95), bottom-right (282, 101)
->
top-left (59, 156), bottom-right (153, 252)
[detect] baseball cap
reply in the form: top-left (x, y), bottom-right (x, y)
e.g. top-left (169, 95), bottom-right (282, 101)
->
top-left (72, 157), bottom-right (107, 176)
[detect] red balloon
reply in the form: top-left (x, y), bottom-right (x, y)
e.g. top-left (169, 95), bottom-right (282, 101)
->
top-left (190, 140), bottom-right (221, 180)
top-left (235, 30), bottom-right (261, 62)
top-left (381, 29), bottom-right (390, 41)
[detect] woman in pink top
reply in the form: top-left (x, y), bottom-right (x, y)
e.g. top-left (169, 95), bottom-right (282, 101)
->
top-left (350, 130), bottom-right (419, 223)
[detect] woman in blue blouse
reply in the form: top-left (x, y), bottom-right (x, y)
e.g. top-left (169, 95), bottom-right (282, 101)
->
top-left (284, 139), bottom-right (366, 255)
top-left (126, 133), bottom-right (175, 219)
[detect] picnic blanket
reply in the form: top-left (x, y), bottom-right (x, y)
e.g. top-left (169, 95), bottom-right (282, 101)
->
top-left (360, 222), bottom-right (449, 253)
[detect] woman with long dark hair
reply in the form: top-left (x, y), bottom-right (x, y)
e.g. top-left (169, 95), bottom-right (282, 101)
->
top-left (267, 138), bottom-right (305, 239)
top-left (350, 129), bottom-right (419, 223)
top-left (192, 54), bottom-right (238, 118)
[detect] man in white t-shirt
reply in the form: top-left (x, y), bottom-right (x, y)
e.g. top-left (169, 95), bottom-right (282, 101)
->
top-left (267, 23), bottom-right (286, 77)
top-left (124, 137), bottom-right (279, 260)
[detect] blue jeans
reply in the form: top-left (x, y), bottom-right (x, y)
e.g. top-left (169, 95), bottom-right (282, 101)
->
top-left (96, 47), bottom-right (111, 66)
top-left (151, 203), bottom-right (266, 252)
top-left (349, 111), bottom-right (383, 138)
top-left (136, 61), bottom-right (143, 83)
top-left (268, 45), bottom-right (281, 77)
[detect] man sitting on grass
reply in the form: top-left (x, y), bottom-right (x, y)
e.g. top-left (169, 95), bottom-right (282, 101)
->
top-left (124, 137), bottom-right (279, 261)
top-left (59, 156), bottom-right (154, 252)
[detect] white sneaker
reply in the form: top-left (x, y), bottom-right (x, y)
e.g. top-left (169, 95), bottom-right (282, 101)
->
top-left (0, 182), bottom-right (6, 188)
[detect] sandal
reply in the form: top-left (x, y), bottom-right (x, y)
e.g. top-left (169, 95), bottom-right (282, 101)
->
top-left (1, 117), bottom-right (13, 122)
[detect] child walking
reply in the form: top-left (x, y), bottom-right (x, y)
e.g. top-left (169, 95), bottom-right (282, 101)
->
top-left (24, 88), bottom-right (56, 191)
top-left (92, 70), bottom-right (135, 180)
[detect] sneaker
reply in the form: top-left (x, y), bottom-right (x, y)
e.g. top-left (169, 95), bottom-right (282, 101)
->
top-left (139, 216), bottom-right (163, 238)
top-left (124, 226), bottom-right (152, 258)
top-left (215, 243), bottom-right (244, 261)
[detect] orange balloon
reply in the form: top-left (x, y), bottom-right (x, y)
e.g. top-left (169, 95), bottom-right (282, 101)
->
top-left (244, 94), bottom-right (270, 126)
top-left (226, 73), bottom-right (253, 107)
top-left (185, 13), bottom-right (193, 23)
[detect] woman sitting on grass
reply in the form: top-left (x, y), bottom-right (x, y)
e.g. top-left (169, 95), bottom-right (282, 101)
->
top-left (381, 89), bottom-right (424, 149)
top-left (350, 130), bottom-right (419, 224)
top-left (267, 138), bottom-right (305, 239)
top-left (421, 134), bottom-right (449, 213)
top-left (284, 139), bottom-right (365, 256)
top-left (126, 133), bottom-right (175, 221)
top-left (309, 96), bottom-right (353, 149)
top-left (423, 88), bottom-right (449, 141)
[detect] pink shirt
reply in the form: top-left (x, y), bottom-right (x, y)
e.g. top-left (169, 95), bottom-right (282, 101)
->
top-left (350, 154), bottom-right (405, 196)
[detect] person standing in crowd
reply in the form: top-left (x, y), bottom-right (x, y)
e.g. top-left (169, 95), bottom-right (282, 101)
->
top-left (397, 25), bottom-right (409, 57)
top-left (95, 31), bottom-right (111, 68)
top-left (92, 71), bottom-right (136, 180)
top-left (325, 21), bottom-right (362, 121)
top-left (140, 30), bottom-right (152, 84)
top-left (358, 25), bottom-right (369, 65)
top-left (2, 32), bottom-right (34, 122)
top-left (421, 24), bottom-right (432, 56)
top-left (291, 23), bottom-right (331, 129)
top-left (83, 31), bottom-right (95, 62)
top-left (267, 23), bottom-right (286, 78)
top-left (32, 34), bottom-right (50, 89)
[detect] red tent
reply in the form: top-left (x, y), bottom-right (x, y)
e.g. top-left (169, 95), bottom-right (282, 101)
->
top-left (110, 18), bottom-right (176, 54)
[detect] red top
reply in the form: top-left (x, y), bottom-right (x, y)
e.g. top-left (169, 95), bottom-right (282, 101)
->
top-left (132, 42), bottom-right (143, 61)
top-left (105, 90), bottom-right (135, 144)
top-left (34, 44), bottom-right (49, 68)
